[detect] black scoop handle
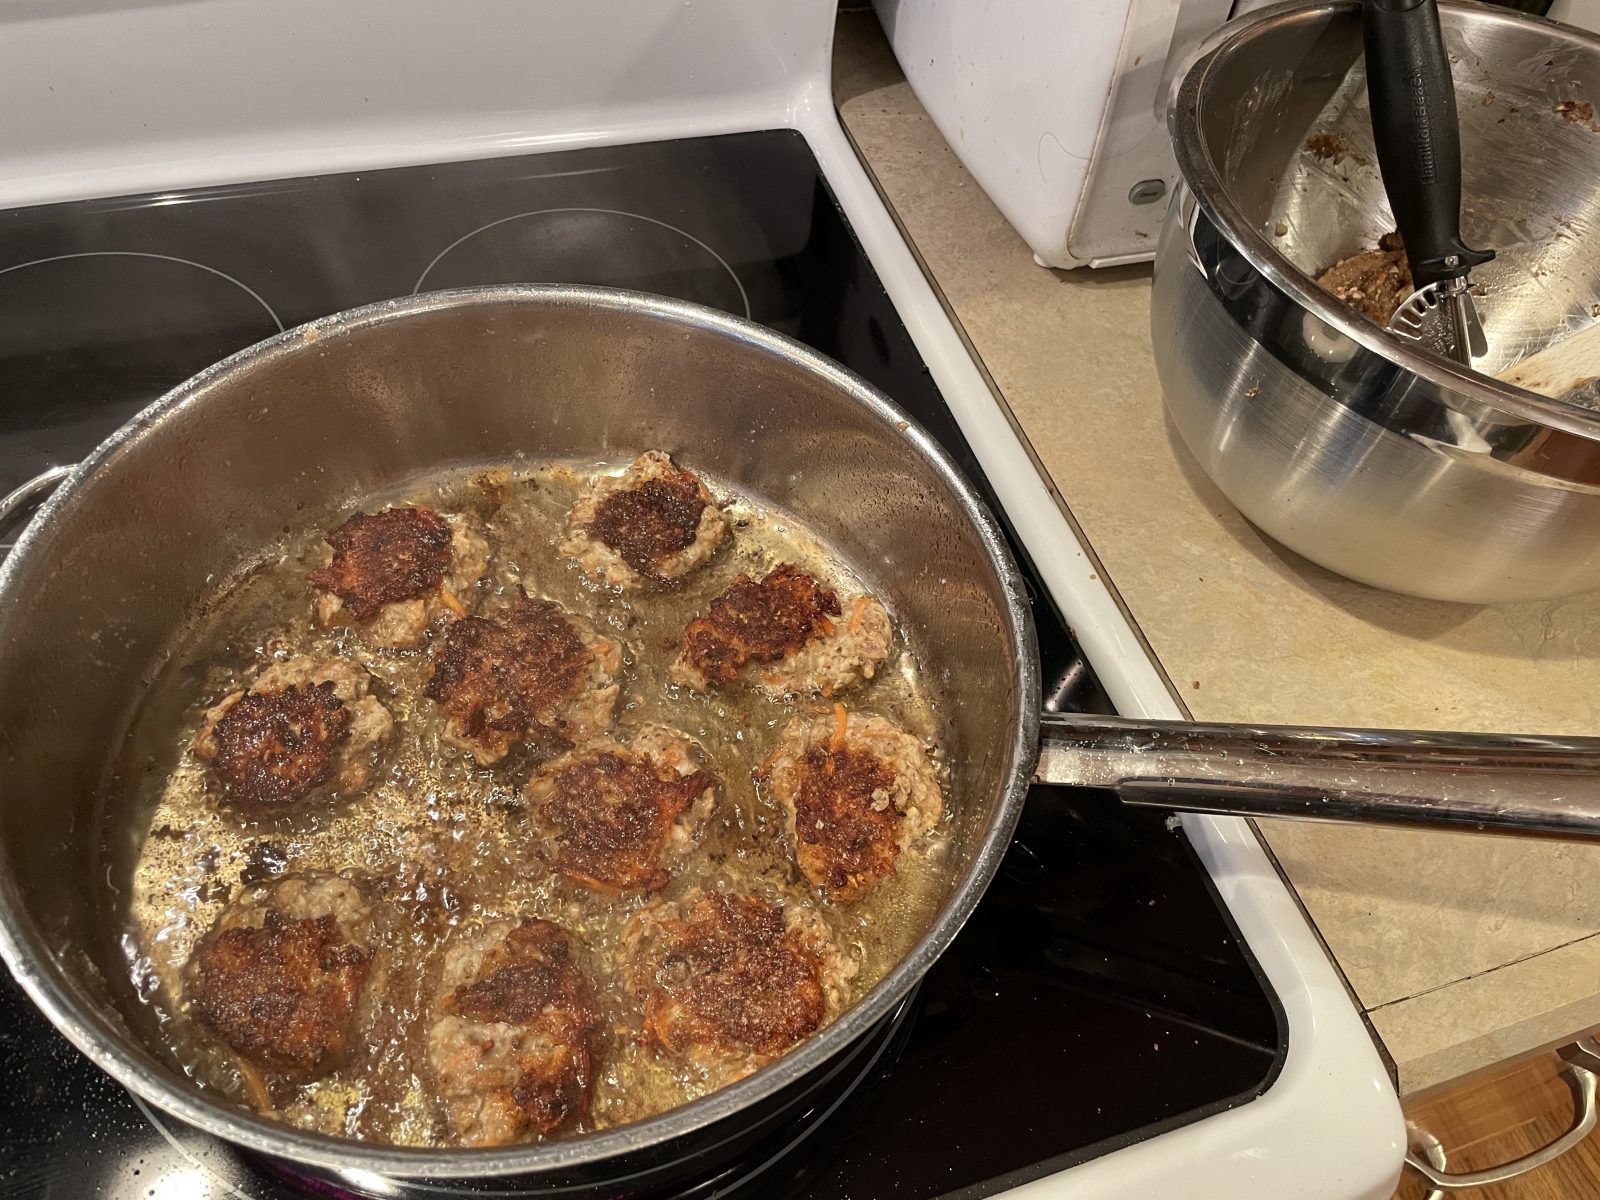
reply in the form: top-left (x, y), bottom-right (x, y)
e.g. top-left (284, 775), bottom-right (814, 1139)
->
top-left (1361, 0), bottom-right (1493, 287)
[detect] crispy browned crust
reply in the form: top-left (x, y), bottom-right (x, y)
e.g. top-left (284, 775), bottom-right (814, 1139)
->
top-left (309, 506), bottom-right (454, 620)
top-left (209, 682), bottom-right (351, 810)
top-left (448, 921), bottom-right (592, 1024)
top-left (632, 893), bottom-right (825, 1057)
top-left (680, 564), bottom-right (841, 687)
top-left (587, 469), bottom-right (709, 580)
top-left (426, 593), bottom-right (593, 748)
top-left (444, 921), bottom-right (598, 1134)
top-left (508, 1057), bottom-right (590, 1138)
top-left (790, 745), bottom-right (902, 899)
top-left (535, 749), bottom-right (715, 893)
top-left (188, 910), bottom-right (372, 1077)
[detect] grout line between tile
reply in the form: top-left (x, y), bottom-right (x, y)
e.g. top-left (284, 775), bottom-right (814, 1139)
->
top-left (1368, 930), bottom-right (1600, 1014)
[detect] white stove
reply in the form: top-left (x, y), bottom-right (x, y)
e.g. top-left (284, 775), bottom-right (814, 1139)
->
top-left (0, 3), bottom-right (1403, 1197)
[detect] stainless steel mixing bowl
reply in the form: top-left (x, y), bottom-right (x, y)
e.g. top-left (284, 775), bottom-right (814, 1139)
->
top-left (1157, 0), bottom-right (1600, 603)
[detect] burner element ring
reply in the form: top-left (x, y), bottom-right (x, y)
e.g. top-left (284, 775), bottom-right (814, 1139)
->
top-left (0, 251), bottom-right (285, 332)
top-left (413, 208), bottom-right (751, 319)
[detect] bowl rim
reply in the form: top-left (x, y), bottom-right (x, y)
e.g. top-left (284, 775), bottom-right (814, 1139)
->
top-left (1170, 0), bottom-right (1600, 443)
top-left (0, 283), bottom-right (1041, 1180)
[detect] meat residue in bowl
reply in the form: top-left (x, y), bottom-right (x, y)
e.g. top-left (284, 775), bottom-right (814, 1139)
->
top-left (1305, 131), bottom-right (1358, 165)
top-left (111, 457), bottom-right (952, 1149)
top-left (1557, 99), bottom-right (1600, 133)
top-left (1314, 231), bottom-right (1413, 324)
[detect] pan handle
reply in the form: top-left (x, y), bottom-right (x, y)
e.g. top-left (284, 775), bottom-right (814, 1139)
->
top-left (1035, 712), bottom-right (1600, 840)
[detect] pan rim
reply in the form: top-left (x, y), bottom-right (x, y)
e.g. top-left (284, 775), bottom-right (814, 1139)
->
top-left (0, 283), bottom-right (1041, 1180)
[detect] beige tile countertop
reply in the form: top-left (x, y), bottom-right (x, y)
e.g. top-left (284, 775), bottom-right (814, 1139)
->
top-left (833, 12), bottom-right (1600, 1097)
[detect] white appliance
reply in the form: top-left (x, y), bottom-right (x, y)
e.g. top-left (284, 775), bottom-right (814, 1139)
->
top-left (1552, 0), bottom-right (1600, 30)
top-left (877, 0), bottom-right (1600, 269)
top-left (873, 0), bottom-right (1280, 268)
top-left (0, 3), bottom-right (1402, 1197)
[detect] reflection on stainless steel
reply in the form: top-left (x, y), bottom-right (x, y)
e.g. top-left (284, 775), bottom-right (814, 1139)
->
top-left (1159, 1), bottom-right (1600, 602)
top-left (1036, 713), bottom-right (1600, 839)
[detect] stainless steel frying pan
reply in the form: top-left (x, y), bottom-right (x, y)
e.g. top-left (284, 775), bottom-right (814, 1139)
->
top-left (0, 286), bottom-right (1594, 1189)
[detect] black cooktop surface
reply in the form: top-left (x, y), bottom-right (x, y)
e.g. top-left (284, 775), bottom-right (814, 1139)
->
top-left (0, 130), bottom-right (1284, 1200)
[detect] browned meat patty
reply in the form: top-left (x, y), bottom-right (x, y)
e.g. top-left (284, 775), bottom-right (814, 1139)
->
top-left (620, 891), bottom-right (855, 1078)
top-left (310, 506), bottom-right (490, 648)
top-left (183, 874), bottom-right (380, 1089)
top-left (208, 685), bottom-right (346, 807)
top-left (427, 919), bottom-right (599, 1146)
top-left (526, 726), bottom-right (717, 894)
top-left (560, 451), bottom-right (728, 587)
top-left (760, 708), bottom-right (942, 902)
top-left (1315, 232), bottom-right (1413, 325)
top-left (670, 563), bottom-right (892, 698)
top-left (193, 656), bottom-right (393, 812)
top-left (426, 591), bottom-right (622, 765)
top-left (311, 505), bottom-right (451, 617)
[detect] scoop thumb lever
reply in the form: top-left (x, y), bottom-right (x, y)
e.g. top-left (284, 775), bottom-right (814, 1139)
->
top-left (1361, 0), bottom-right (1494, 287)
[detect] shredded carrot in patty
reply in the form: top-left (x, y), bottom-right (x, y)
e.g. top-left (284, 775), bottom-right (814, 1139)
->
top-left (237, 1058), bottom-right (274, 1112)
top-left (565, 869), bottom-right (623, 895)
top-left (846, 595), bottom-right (871, 633)
top-left (831, 702), bottom-right (849, 751)
top-left (439, 584), bottom-right (467, 617)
